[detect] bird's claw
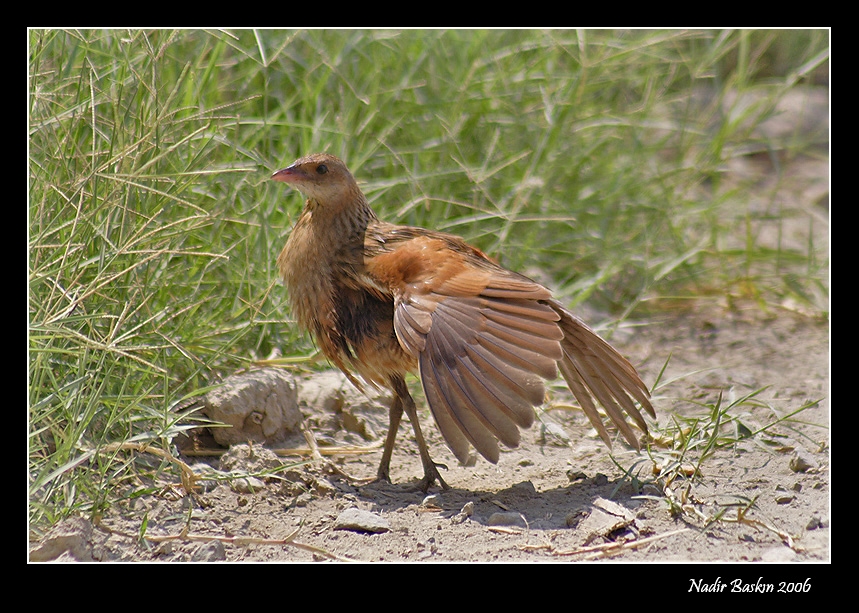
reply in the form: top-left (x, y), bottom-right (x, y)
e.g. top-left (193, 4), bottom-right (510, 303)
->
top-left (416, 460), bottom-right (450, 492)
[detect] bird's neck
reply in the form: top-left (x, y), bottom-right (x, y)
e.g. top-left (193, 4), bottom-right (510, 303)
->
top-left (304, 193), bottom-right (378, 245)
top-left (278, 193), bottom-right (379, 338)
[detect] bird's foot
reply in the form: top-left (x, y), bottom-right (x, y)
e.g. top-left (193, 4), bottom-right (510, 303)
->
top-left (414, 460), bottom-right (450, 492)
top-left (374, 462), bottom-right (393, 484)
top-left (366, 460), bottom-right (450, 492)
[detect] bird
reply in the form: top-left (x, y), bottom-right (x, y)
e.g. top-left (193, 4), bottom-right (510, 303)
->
top-left (272, 152), bottom-right (655, 491)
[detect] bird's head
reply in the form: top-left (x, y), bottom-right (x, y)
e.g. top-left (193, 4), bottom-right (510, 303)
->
top-left (271, 153), bottom-right (360, 204)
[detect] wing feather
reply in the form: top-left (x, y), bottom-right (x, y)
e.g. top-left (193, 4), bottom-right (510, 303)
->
top-left (368, 229), bottom-right (653, 463)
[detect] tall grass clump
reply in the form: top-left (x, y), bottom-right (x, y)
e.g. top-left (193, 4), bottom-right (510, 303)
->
top-left (29, 29), bottom-right (828, 533)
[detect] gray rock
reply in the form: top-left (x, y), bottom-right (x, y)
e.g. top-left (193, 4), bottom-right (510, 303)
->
top-left (334, 508), bottom-right (391, 533)
top-left (203, 368), bottom-right (301, 446)
top-left (487, 512), bottom-right (528, 528)
top-left (29, 516), bottom-right (94, 562)
top-left (191, 540), bottom-right (227, 562)
top-left (578, 497), bottom-right (636, 544)
top-left (231, 475), bottom-right (266, 493)
top-left (451, 501), bottom-right (474, 524)
top-left (789, 447), bottom-right (820, 473)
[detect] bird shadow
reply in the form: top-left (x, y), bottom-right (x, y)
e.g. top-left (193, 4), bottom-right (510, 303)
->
top-left (335, 470), bottom-right (646, 532)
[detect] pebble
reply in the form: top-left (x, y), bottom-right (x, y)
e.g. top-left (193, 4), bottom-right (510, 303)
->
top-left (451, 501), bottom-right (474, 524)
top-left (421, 494), bottom-right (443, 508)
top-left (509, 481), bottom-right (537, 497)
top-left (806, 515), bottom-right (828, 530)
top-left (231, 476), bottom-right (266, 493)
top-left (189, 463), bottom-right (225, 492)
top-left (191, 540), bottom-right (226, 562)
top-left (334, 508), bottom-right (391, 533)
top-left (789, 448), bottom-right (820, 473)
top-left (578, 497), bottom-right (636, 543)
top-left (29, 516), bottom-right (94, 562)
top-left (487, 512), bottom-right (528, 528)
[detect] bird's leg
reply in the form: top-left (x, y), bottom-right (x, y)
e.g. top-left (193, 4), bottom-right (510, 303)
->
top-left (376, 393), bottom-right (404, 483)
top-left (392, 376), bottom-right (450, 492)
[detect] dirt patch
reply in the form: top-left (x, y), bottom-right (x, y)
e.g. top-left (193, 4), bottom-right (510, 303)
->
top-left (32, 307), bottom-right (828, 564)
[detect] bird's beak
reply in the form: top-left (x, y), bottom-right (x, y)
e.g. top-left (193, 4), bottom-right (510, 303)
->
top-left (271, 165), bottom-right (301, 183)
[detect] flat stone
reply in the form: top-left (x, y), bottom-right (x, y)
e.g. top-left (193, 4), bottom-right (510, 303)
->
top-left (334, 508), bottom-right (391, 533)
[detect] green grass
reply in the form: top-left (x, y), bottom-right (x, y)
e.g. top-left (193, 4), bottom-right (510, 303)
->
top-left (28, 29), bottom-right (829, 534)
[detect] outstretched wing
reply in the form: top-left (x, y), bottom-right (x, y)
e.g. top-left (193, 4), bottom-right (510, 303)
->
top-left (551, 303), bottom-right (655, 449)
top-left (365, 226), bottom-right (652, 464)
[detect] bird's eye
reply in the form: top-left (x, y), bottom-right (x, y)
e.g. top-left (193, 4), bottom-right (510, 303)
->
top-left (316, 164), bottom-right (328, 175)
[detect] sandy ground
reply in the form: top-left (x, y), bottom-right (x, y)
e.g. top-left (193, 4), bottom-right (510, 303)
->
top-left (32, 303), bottom-right (829, 566)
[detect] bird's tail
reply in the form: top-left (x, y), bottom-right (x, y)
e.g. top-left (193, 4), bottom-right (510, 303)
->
top-left (550, 301), bottom-right (655, 449)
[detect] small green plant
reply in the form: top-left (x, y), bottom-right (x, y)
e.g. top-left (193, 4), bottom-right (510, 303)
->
top-left (630, 383), bottom-right (826, 544)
